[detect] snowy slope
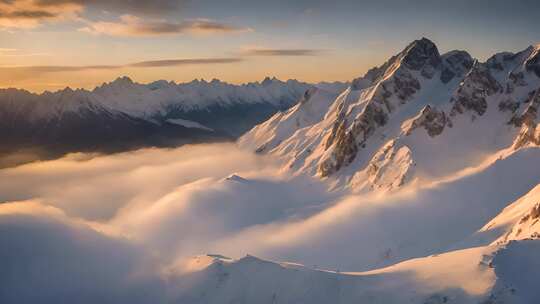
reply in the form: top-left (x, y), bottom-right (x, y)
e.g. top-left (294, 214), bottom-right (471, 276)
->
top-left (170, 241), bottom-right (540, 304)
top-left (241, 38), bottom-right (540, 192)
top-left (168, 173), bottom-right (540, 304)
top-left (170, 247), bottom-right (495, 304)
top-left (477, 183), bottom-right (540, 245)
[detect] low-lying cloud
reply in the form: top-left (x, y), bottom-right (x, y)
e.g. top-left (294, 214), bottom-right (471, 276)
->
top-left (0, 201), bottom-right (170, 303)
top-left (0, 144), bottom-right (275, 220)
top-left (2, 143), bottom-right (539, 302)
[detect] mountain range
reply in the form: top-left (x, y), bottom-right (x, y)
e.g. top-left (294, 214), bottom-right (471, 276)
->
top-left (0, 76), bottom-right (346, 165)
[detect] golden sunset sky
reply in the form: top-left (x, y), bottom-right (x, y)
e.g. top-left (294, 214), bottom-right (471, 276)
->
top-left (1, 0), bottom-right (539, 92)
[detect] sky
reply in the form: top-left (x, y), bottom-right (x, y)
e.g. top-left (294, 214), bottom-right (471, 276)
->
top-left (0, 0), bottom-right (539, 92)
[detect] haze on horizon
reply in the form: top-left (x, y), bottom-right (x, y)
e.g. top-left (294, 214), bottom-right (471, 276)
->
top-left (1, 0), bottom-right (539, 92)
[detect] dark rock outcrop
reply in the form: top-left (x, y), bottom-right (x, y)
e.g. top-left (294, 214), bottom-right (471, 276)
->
top-left (450, 62), bottom-right (502, 117)
top-left (498, 99), bottom-right (520, 113)
top-left (405, 105), bottom-right (447, 137)
top-left (525, 48), bottom-right (540, 77)
top-left (401, 38), bottom-right (442, 71)
top-left (440, 50), bottom-right (474, 84)
top-left (512, 89), bottom-right (540, 148)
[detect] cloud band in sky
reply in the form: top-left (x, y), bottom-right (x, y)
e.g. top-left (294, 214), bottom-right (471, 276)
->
top-left (242, 48), bottom-right (326, 57)
top-left (0, 0), bottom-right (81, 28)
top-left (34, 0), bottom-right (186, 15)
top-left (80, 15), bottom-right (253, 37)
top-left (0, 57), bottom-right (243, 74)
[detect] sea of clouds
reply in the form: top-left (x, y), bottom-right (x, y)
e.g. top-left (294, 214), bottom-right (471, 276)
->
top-left (2, 143), bottom-right (540, 302)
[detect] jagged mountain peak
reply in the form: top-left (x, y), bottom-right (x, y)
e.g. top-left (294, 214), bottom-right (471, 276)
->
top-left (400, 37), bottom-right (442, 70)
top-left (241, 40), bottom-right (540, 193)
top-left (112, 76), bottom-right (134, 85)
top-left (94, 76), bottom-right (138, 92)
top-left (360, 37), bottom-right (443, 86)
top-left (261, 76), bottom-right (281, 86)
top-left (440, 50), bottom-right (474, 83)
top-left (147, 79), bottom-right (173, 90)
top-left (386, 39), bottom-right (475, 85)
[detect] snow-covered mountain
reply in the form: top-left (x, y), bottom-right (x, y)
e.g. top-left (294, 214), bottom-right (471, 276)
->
top-left (220, 39), bottom-right (540, 301)
top-left (241, 38), bottom-right (540, 192)
top-left (0, 77), bottom-right (347, 163)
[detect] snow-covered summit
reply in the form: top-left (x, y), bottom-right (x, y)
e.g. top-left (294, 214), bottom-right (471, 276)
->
top-left (241, 38), bottom-right (540, 192)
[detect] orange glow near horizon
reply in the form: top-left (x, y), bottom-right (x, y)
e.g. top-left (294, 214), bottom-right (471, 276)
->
top-left (0, 53), bottom-right (377, 92)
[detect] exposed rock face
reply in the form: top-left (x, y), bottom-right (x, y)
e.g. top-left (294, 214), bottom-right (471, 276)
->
top-left (320, 98), bottom-right (392, 177)
top-left (498, 99), bottom-right (520, 113)
top-left (392, 70), bottom-right (422, 101)
top-left (525, 48), bottom-right (540, 77)
top-left (508, 71), bottom-right (529, 89)
top-left (512, 89), bottom-right (540, 148)
top-left (440, 51), bottom-right (474, 84)
top-left (319, 119), bottom-right (358, 177)
top-left (450, 62), bottom-right (502, 117)
top-left (401, 38), bottom-right (442, 71)
top-left (519, 203), bottom-right (540, 224)
top-left (486, 51), bottom-right (518, 71)
top-left (511, 89), bottom-right (540, 127)
top-left (318, 40), bottom-right (440, 177)
top-left (404, 105), bottom-right (447, 137)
